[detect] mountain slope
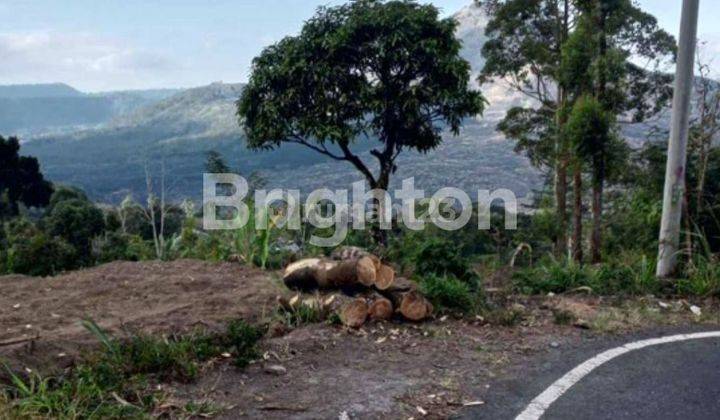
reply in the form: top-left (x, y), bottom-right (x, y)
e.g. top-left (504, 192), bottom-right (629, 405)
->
top-left (0, 83), bottom-right (82, 99)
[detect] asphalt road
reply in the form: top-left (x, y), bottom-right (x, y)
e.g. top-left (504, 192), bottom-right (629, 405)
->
top-left (458, 328), bottom-right (720, 420)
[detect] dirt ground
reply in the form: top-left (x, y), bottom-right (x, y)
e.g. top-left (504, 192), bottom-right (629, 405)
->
top-left (0, 260), bottom-right (283, 371)
top-left (2, 260), bottom-right (719, 419)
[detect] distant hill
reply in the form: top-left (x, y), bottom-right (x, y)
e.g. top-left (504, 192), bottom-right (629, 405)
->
top-left (0, 85), bottom-right (179, 136)
top-left (0, 83), bottom-right (82, 99)
top-left (21, 82), bottom-right (337, 202)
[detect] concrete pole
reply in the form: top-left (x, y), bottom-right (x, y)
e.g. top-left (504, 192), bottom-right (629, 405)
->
top-left (657, 0), bottom-right (700, 278)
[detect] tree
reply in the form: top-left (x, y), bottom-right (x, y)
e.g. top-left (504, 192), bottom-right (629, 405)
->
top-left (205, 150), bottom-right (231, 174)
top-left (559, 0), bottom-right (675, 263)
top-left (238, 0), bottom-right (485, 242)
top-left (44, 198), bottom-right (105, 263)
top-left (689, 45), bottom-right (720, 223)
top-left (479, 0), bottom-right (576, 256)
top-left (0, 135), bottom-right (53, 218)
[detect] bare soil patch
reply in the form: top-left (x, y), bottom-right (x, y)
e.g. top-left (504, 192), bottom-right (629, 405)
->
top-left (0, 259), bottom-right (282, 370)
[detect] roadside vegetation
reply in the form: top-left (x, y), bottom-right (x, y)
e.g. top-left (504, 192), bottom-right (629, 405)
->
top-left (1, 319), bottom-right (263, 418)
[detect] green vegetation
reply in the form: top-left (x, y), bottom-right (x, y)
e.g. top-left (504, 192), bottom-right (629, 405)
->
top-left (512, 254), bottom-right (658, 296)
top-left (238, 0), bottom-right (484, 242)
top-left (418, 274), bottom-right (477, 314)
top-left (1, 0), bottom-right (719, 302)
top-left (1, 319), bottom-right (264, 418)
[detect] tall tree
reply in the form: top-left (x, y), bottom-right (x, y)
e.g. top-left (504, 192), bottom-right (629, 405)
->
top-left (0, 135), bottom-right (53, 218)
top-left (479, 0), bottom-right (576, 257)
top-left (561, 0), bottom-right (675, 263)
top-left (238, 0), bottom-right (485, 242)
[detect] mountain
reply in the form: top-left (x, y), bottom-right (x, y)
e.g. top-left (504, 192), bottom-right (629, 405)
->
top-left (0, 85), bottom-right (179, 136)
top-left (0, 83), bottom-right (83, 99)
top-left (20, 82), bottom-right (335, 202)
top-left (16, 3), bottom-right (665, 204)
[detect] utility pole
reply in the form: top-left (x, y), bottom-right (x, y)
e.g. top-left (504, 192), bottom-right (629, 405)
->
top-left (657, 0), bottom-right (700, 278)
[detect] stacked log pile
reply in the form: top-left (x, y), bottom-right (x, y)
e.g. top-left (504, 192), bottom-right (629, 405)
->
top-left (281, 248), bottom-right (432, 327)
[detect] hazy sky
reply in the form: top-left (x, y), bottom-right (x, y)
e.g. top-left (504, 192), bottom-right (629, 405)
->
top-left (2, 0), bottom-right (718, 92)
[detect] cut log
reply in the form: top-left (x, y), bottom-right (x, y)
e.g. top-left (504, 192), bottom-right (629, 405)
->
top-left (331, 246), bottom-right (370, 261)
top-left (340, 298), bottom-right (369, 328)
top-left (283, 258), bottom-right (323, 290)
top-left (367, 293), bottom-right (394, 321)
top-left (374, 264), bottom-right (395, 290)
top-left (399, 291), bottom-right (433, 322)
top-left (367, 255), bottom-right (382, 271)
top-left (385, 277), bottom-right (416, 293)
top-left (324, 256), bottom-right (377, 288)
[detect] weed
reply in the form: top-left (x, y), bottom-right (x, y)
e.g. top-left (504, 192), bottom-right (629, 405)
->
top-left (679, 256), bottom-right (720, 297)
top-left (276, 303), bottom-right (326, 329)
top-left (222, 319), bottom-right (265, 368)
top-left (552, 309), bottom-right (577, 325)
top-left (485, 306), bottom-right (525, 327)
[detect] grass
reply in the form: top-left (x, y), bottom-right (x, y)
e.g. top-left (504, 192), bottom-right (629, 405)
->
top-left (512, 254), bottom-right (660, 296)
top-left (678, 256), bottom-right (720, 297)
top-left (418, 274), bottom-right (480, 314)
top-left (1, 318), bottom-right (264, 419)
top-left (275, 302), bottom-right (327, 329)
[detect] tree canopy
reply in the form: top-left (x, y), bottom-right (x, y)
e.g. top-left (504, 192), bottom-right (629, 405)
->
top-left (0, 135), bottom-right (53, 218)
top-left (238, 0), bottom-right (485, 190)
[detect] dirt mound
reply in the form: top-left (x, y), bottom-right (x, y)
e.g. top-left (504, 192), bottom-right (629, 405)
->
top-left (0, 259), bottom-right (282, 370)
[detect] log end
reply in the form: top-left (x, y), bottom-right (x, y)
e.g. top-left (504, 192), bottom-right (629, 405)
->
top-left (400, 291), bottom-right (432, 322)
top-left (374, 264), bottom-right (395, 290)
top-left (356, 256), bottom-right (377, 287)
top-left (368, 296), bottom-right (393, 321)
top-left (341, 298), bottom-right (369, 328)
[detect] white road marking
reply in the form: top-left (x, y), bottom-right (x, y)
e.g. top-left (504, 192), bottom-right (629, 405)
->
top-left (516, 331), bottom-right (720, 420)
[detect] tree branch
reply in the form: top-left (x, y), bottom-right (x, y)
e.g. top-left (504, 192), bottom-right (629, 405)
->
top-left (339, 142), bottom-right (377, 186)
top-left (288, 135), bottom-right (347, 161)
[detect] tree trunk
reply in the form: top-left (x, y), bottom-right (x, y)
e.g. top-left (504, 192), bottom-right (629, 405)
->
top-left (590, 179), bottom-right (603, 264)
top-left (572, 164), bottom-right (583, 262)
top-left (368, 171), bottom-right (390, 247)
top-left (696, 137), bottom-right (710, 219)
top-left (555, 155), bottom-right (568, 257)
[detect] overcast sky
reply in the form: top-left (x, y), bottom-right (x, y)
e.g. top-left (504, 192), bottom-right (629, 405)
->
top-left (2, 0), bottom-right (718, 92)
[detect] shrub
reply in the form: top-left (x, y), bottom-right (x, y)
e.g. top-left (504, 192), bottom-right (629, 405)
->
top-left (44, 198), bottom-right (105, 262)
top-left (678, 257), bottom-right (720, 297)
top-left (222, 319), bottom-right (265, 367)
top-left (93, 231), bottom-right (130, 263)
top-left (6, 232), bottom-right (77, 276)
top-left (513, 258), bottom-right (589, 295)
top-left (418, 274), bottom-right (478, 314)
top-left (413, 237), bottom-right (477, 284)
top-left (125, 235), bottom-right (155, 261)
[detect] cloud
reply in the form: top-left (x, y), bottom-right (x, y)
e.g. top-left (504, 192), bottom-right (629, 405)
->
top-left (0, 31), bottom-right (175, 91)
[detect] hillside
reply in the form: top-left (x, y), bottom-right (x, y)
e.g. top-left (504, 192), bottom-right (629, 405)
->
top-left (0, 84), bottom-right (178, 136)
